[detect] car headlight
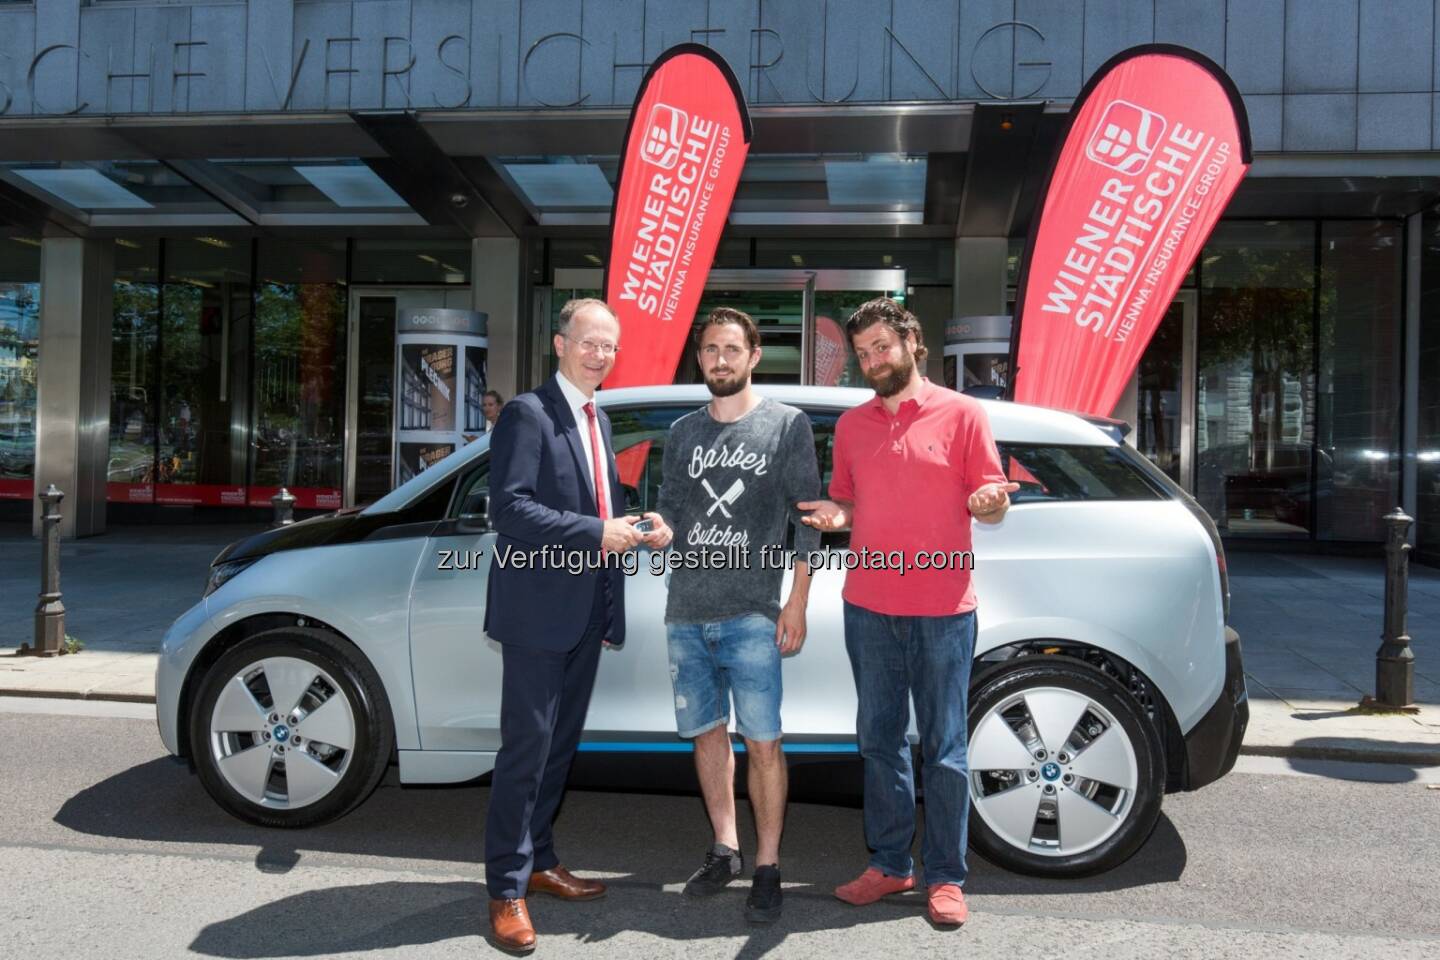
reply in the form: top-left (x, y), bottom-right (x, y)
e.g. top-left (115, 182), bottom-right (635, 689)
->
top-left (204, 558), bottom-right (257, 598)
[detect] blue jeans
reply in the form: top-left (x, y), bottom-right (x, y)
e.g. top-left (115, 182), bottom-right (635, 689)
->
top-left (842, 601), bottom-right (976, 887)
top-left (666, 613), bottom-right (783, 741)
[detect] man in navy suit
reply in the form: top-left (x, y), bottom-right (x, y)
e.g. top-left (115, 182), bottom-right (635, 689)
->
top-left (483, 297), bottom-right (670, 953)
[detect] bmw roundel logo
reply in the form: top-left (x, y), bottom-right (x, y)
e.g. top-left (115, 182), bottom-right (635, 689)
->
top-left (273, 724), bottom-right (291, 743)
top-left (1041, 761), bottom-right (1061, 782)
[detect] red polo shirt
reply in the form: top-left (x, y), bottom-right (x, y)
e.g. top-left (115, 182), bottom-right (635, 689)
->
top-left (829, 379), bottom-right (1005, 616)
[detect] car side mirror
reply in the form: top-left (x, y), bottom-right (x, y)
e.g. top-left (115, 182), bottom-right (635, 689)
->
top-left (458, 494), bottom-right (491, 533)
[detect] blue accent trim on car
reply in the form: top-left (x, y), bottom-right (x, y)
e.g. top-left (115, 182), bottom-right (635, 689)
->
top-left (576, 741), bottom-right (859, 754)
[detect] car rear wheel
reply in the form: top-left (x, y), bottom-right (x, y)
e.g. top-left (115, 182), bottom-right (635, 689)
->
top-left (966, 656), bottom-right (1165, 877)
top-left (189, 627), bottom-right (393, 828)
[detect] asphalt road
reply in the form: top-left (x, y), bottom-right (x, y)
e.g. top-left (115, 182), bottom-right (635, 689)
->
top-left (3, 697), bottom-right (1438, 960)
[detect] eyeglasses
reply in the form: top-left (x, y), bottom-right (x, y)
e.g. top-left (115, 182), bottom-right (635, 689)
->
top-left (566, 335), bottom-right (620, 357)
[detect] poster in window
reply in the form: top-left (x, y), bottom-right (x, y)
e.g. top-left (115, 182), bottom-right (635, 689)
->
top-left (397, 442), bottom-right (455, 484)
top-left (464, 345), bottom-right (488, 434)
top-left (399, 344), bottom-right (456, 432)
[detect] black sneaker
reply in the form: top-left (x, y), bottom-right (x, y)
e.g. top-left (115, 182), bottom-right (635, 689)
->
top-left (683, 843), bottom-right (743, 897)
top-left (745, 865), bottom-right (783, 923)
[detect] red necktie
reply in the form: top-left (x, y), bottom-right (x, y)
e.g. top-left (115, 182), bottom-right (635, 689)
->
top-left (582, 401), bottom-right (609, 520)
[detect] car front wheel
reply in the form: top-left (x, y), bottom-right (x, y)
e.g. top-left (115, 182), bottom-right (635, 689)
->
top-left (189, 627), bottom-right (394, 828)
top-left (966, 656), bottom-right (1165, 877)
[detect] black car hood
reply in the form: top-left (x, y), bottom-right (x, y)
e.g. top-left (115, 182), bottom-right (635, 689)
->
top-left (212, 466), bottom-right (461, 567)
top-left (213, 511), bottom-right (377, 565)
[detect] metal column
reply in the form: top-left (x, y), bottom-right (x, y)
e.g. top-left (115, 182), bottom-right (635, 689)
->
top-left (33, 238), bottom-right (114, 539)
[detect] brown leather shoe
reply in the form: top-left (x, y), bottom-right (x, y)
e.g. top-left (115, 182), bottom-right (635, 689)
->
top-left (528, 865), bottom-right (607, 901)
top-left (487, 898), bottom-right (536, 955)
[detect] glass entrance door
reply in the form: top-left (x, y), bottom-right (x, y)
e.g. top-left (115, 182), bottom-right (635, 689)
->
top-left (678, 270), bottom-right (813, 384)
top-left (1127, 290), bottom-right (1197, 490)
top-left (344, 287), bottom-right (472, 507)
top-left (546, 268), bottom-right (907, 386)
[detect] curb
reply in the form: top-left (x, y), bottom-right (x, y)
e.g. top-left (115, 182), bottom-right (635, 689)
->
top-left (1239, 742), bottom-right (1440, 768)
top-left (0, 687), bottom-right (156, 705)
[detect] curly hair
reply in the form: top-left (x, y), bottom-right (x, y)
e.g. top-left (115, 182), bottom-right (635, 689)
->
top-left (845, 297), bottom-right (928, 362)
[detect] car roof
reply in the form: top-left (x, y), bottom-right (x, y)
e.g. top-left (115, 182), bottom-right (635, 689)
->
top-left (363, 383), bottom-right (1112, 515)
top-left (599, 384), bottom-right (1116, 446)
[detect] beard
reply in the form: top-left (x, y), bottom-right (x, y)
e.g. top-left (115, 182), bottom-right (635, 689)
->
top-left (704, 367), bottom-right (749, 398)
top-left (864, 350), bottom-right (917, 397)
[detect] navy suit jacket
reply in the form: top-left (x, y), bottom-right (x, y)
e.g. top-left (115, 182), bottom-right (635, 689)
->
top-left (483, 376), bottom-right (627, 651)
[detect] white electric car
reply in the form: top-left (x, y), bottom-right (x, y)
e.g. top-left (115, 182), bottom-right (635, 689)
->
top-left (156, 385), bottom-right (1247, 878)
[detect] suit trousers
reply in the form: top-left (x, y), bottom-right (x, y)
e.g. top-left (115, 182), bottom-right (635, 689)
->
top-left (484, 574), bottom-right (611, 899)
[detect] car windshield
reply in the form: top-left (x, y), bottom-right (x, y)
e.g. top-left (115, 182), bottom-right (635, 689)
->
top-left (362, 433), bottom-right (490, 515)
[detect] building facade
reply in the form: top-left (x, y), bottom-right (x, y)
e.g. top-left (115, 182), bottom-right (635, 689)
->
top-left (0, 0), bottom-right (1437, 562)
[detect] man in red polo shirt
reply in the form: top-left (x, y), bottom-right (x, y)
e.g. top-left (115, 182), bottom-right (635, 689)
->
top-left (800, 297), bottom-right (1016, 928)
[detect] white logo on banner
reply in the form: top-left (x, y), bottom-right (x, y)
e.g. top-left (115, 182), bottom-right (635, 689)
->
top-left (641, 103), bottom-right (687, 169)
top-left (1086, 100), bottom-right (1167, 175)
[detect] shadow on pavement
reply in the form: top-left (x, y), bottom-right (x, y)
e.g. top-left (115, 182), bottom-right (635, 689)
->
top-left (1282, 738), bottom-right (1440, 781)
top-left (185, 877), bottom-right (940, 960)
top-left (184, 812), bottom-right (1185, 960)
top-left (55, 752), bottom-right (1187, 932)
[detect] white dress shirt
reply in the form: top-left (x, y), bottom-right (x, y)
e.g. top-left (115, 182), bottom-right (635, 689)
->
top-left (554, 372), bottom-right (612, 517)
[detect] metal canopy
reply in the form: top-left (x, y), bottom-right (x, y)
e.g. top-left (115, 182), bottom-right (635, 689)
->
top-left (0, 104), bottom-right (1434, 239)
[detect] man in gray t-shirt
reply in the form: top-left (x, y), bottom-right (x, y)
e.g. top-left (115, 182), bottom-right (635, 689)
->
top-left (647, 307), bottom-right (820, 924)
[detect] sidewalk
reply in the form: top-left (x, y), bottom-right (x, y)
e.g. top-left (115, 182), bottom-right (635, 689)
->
top-left (0, 520), bottom-right (263, 702)
top-left (3, 521), bottom-right (1438, 764)
top-left (1226, 551), bottom-right (1440, 766)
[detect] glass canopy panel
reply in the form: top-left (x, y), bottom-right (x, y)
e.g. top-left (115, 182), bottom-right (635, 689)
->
top-left (501, 159), bottom-right (615, 212)
top-left (0, 161), bottom-right (230, 216)
top-left (496, 152), bottom-right (927, 226)
top-left (205, 159), bottom-right (421, 218)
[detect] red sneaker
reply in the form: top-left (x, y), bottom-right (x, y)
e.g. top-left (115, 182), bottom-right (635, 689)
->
top-left (833, 867), bottom-right (915, 905)
top-left (927, 883), bottom-right (968, 926)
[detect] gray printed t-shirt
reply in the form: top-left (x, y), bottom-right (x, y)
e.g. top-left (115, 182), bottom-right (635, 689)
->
top-left (655, 397), bottom-right (822, 625)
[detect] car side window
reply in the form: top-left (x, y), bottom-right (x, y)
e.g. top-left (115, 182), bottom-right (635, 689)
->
top-left (807, 411), bottom-right (841, 490)
top-left (803, 410), bottom-right (846, 550)
top-left (607, 405), bottom-right (700, 514)
top-left (997, 443), bottom-right (1167, 502)
top-left (454, 461), bottom-right (489, 518)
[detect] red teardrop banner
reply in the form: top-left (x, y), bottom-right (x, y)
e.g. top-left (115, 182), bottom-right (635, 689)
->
top-left (604, 44), bottom-right (752, 388)
top-left (1008, 45), bottom-right (1251, 416)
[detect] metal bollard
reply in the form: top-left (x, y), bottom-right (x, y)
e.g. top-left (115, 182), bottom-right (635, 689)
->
top-left (1374, 507), bottom-right (1415, 708)
top-left (25, 484), bottom-right (66, 657)
top-left (271, 487), bottom-right (297, 527)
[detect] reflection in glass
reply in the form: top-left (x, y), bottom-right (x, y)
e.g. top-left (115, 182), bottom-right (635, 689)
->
top-left (1196, 222), bottom-right (1315, 537)
top-left (352, 240), bottom-right (470, 284)
top-left (158, 238), bottom-right (251, 498)
top-left (0, 238), bottom-right (40, 497)
top-left (1316, 221), bottom-right (1402, 541)
top-left (1417, 215), bottom-right (1440, 563)
top-left (354, 297), bottom-right (396, 506)
top-left (251, 241), bottom-right (346, 496)
top-left (1136, 303), bottom-right (1184, 482)
top-left (109, 240), bottom-right (160, 499)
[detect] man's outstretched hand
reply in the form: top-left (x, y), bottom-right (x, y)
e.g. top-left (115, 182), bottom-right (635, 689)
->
top-left (968, 481), bottom-right (1020, 523)
top-left (798, 499), bottom-right (851, 532)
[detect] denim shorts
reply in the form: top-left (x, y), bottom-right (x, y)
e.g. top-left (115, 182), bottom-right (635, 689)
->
top-left (666, 613), bottom-right (783, 742)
